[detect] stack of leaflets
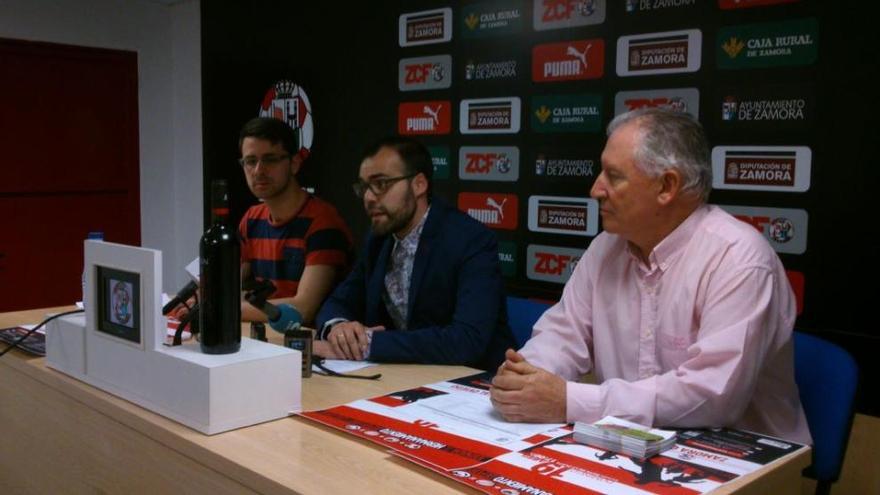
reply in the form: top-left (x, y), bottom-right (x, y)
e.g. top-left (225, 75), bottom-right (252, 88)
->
top-left (0, 326), bottom-right (45, 356)
top-left (573, 415), bottom-right (677, 459)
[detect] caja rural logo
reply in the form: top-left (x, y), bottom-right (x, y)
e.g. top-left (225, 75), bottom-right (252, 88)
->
top-left (462, 0), bottom-right (524, 38)
top-left (718, 18), bottom-right (817, 69)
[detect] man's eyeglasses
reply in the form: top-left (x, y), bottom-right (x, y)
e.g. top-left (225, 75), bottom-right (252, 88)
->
top-left (239, 154), bottom-right (290, 170)
top-left (352, 173), bottom-right (417, 198)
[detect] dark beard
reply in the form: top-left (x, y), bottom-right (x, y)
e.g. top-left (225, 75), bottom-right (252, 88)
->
top-left (372, 208), bottom-right (415, 236)
top-left (372, 196), bottom-right (416, 237)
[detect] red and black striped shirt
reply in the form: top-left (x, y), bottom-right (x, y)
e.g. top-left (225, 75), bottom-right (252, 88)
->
top-left (239, 196), bottom-right (353, 298)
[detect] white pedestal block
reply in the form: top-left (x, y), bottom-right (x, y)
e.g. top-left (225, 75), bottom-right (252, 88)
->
top-left (47, 313), bottom-right (301, 435)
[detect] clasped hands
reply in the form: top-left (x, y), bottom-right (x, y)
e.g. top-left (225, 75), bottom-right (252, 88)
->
top-left (313, 321), bottom-right (385, 361)
top-left (490, 349), bottom-right (567, 423)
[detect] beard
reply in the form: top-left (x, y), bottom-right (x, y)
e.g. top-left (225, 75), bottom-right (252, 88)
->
top-left (369, 190), bottom-right (417, 237)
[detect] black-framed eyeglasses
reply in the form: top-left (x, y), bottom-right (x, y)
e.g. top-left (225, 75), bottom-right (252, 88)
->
top-left (238, 154), bottom-right (290, 170)
top-left (352, 173), bottom-right (417, 198)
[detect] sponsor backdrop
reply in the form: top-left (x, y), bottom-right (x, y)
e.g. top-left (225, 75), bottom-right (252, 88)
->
top-left (392, 1), bottom-right (821, 304)
top-left (201, 2), bottom-right (880, 414)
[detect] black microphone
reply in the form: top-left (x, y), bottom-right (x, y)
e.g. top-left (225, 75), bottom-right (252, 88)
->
top-left (163, 280), bottom-right (198, 315)
top-left (173, 303), bottom-right (199, 346)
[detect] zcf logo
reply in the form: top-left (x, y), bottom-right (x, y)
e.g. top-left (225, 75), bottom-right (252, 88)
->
top-left (398, 101), bottom-right (451, 135)
top-left (613, 88), bottom-right (700, 118)
top-left (627, 97), bottom-right (684, 111)
top-left (466, 154), bottom-right (506, 173)
top-left (534, 0), bottom-right (606, 31)
top-left (736, 216), bottom-right (794, 242)
top-left (458, 146), bottom-right (519, 182)
top-left (542, 0), bottom-right (588, 21)
top-left (457, 193), bottom-right (518, 230)
top-left (719, 205), bottom-right (808, 255)
top-left (398, 55), bottom-right (452, 92)
top-left (527, 244), bottom-right (584, 283)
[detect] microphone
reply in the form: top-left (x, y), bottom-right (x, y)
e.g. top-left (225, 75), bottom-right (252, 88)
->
top-left (253, 301), bottom-right (312, 378)
top-left (163, 280), bottom-right (198, 315)
top-left (262, 302), bottom-right (303, 333)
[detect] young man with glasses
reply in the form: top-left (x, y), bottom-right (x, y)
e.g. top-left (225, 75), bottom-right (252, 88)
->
top-left (313, 136), bottom-right (514, 370)
top-left (238, 117), bottom-right (353, 324)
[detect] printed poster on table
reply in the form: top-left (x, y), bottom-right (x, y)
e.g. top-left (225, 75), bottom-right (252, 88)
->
top-left (396, 429), bottom-right (806, 494)
top-left (300, 372), bottom-right (570, 470)
top-left (301, 373), bottom-right (805, 494)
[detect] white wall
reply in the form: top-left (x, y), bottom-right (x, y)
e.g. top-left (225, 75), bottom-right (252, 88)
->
top-left (0, 0), bottom-right (203, 292)
top-left (170, 0), bottom-right (203, 291)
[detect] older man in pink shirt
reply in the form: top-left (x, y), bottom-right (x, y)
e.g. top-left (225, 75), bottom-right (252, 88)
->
top-left (490, 108), bottom-right (811, 444)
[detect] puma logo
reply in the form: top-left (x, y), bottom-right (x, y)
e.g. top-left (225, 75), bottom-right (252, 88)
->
top-left (422, 104), bottom-right (441, 124)
top-left (566, 43), bottom-right (591, 68)
top-left (486, 197), bottom-right (507, 219)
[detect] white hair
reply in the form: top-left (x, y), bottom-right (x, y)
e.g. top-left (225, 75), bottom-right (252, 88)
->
top-left (607, 108), bottom-right (712, 202)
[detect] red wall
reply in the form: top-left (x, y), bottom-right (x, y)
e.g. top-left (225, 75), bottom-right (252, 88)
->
top-left (0, 38), bottom-right (140, 311)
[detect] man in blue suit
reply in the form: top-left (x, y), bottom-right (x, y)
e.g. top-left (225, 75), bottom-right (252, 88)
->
top-left (314, 137), bottom-right (514, 370)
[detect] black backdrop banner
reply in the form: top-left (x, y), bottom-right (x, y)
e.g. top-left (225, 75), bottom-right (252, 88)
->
top-left (201, 0), bottom-right (880, 415)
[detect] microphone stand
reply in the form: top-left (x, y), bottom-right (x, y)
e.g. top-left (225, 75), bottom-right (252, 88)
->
top-left (243, 279), bottom-right (278, 342)
top-left (172, 302), bottom-right (199, 346)
top-left (243, 279), bottom-right (277, 317)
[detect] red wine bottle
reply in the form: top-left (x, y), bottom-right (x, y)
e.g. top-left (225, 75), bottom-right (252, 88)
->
top-left (199, 179), bottom-right (241, 354)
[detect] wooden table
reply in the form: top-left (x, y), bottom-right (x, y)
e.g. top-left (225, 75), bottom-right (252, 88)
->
top-left (0, 307), bottom-right (810, 494)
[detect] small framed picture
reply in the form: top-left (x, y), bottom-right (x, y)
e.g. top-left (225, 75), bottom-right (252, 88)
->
top-left (96, 266), bottom-right (141, 346)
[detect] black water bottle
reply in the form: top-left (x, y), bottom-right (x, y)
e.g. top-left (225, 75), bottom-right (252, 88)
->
top-left (199, 179), bottom-right (241, 354)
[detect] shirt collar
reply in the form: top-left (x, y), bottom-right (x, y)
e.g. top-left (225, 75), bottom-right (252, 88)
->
top-left (627, 204), bottom-right (709, 273)
top-left (393, 206), bottom-right (430, 252)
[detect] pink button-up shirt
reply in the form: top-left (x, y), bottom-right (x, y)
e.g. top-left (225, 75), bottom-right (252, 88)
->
top-left (520, 205), bottom-right (811, 444)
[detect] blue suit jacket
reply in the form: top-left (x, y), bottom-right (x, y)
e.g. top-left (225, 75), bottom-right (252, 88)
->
top-left (316, 199), bottom-right (514, 370)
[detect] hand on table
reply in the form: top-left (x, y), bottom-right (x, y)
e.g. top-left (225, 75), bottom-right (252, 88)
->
top-left (490, 349), bottom-right (567, 423)
top-left (326, 321), bottom-right (385, 360)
